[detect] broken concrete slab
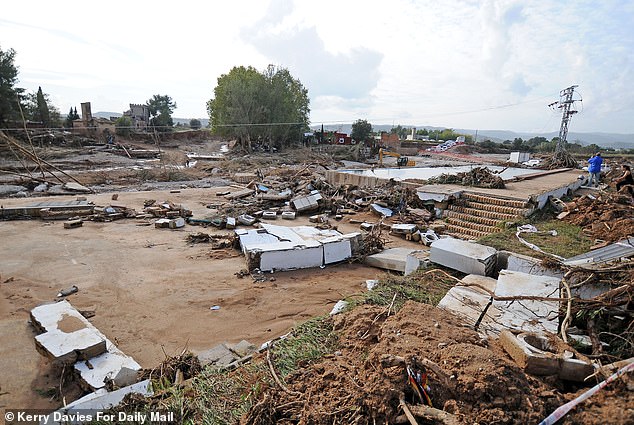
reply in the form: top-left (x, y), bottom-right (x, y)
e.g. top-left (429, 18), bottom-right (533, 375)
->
top-left (112, 366), bottom-right (141, 388)
top-left (291, 192), bottom-right (322, 212)
top-left (370, 203), bottom-right (393, 217)
top-left (228, 340), bottom-right (257, 358)
top-left (498, 251), bottom-right (564, 278)
top-left (429, 237), bottom-right (497, 276)
top-left (500, 330), bottom-right (595, 382)
top-left (35, 328), bottom-right (107, 364)
top-left (47, 380), bottom-right (152, 424)
top-left (62, 182), bottom-right (91, 193)
top-left (75, 349), bottom-right (142, 391)
top-left (437, 275), bottom-right (497, 329)
top-left (224, 188), bottom-right (253, 200)
top-left (364, 248), bottom-right (427, 275)
top-left (488, 270), bottom-right (560, 334)
top-left (0, 199), bottom-right (94, 220)
top-left (30, 301), bottom-right (141, 391)
top-left (198, 343), bottom-right (238, 367)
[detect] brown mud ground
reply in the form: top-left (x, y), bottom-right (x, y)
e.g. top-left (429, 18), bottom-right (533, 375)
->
top-left (0, 188), bottom-right (422, 410)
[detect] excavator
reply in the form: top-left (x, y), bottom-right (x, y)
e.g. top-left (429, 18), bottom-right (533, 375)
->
top-left (378, 148), bottom-right (416, 167)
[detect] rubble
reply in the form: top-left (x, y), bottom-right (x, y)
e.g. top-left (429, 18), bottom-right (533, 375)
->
top-left (561, 192), bottom-right (634, 242)
top-left (30, 301), bottom-right (141, 391)
top-left (426, 166), bottom-right (505, 188)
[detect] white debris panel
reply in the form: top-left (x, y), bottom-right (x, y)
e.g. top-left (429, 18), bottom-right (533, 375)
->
top-left (236, 224), bottom-right (359, 271)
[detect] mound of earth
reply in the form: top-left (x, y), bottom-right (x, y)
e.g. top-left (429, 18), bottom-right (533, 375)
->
top-left (244, 302), bottom-right (567, 424)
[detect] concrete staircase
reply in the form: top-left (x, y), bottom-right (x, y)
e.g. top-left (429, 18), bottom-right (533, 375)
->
top-left (443, 193), bottom-right (532, 240)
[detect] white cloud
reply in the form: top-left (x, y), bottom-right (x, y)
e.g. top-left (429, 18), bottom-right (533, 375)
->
top-left (0, 0), bottom-right (632, 132)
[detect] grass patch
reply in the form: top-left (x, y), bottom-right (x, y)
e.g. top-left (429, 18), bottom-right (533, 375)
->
top-left (356, 267), bottom-right (456, 312)
top-left (478, 219), bottom-right (593, 259)
top-left (192, 363), bottom-right (268, 425)
top-left (270, 316), bottom-right (339, 377)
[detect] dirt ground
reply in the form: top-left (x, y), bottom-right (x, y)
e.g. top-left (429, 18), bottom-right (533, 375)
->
top-left (0, 187), bottom-right (423, 410)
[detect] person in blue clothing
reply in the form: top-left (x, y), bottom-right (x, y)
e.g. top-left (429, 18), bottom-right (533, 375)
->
top-left (587, 152), bottom-right (603, 187)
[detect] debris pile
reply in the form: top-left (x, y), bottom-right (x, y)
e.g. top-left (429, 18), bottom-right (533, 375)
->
top-left (540, 150), bottom-right (578, 169)
top-left (562, 193), bottom-right (634, 242)
top-left (426, 167), bottom-right (505, 189)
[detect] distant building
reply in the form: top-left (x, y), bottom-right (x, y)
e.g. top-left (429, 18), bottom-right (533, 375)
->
top-left (73, 101), bottom-right (114, 140)
top-left (380, 132), bottom-right (400, 150)
top-left (123, 104), bottom-right (150, 130)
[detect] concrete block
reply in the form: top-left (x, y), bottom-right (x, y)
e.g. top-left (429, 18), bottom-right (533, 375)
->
top-left (391, 223), bottom-right (417, 234)
top-left (500, 330), bottom-right (560, 376)
top-left (198, 344), bottom-right (238, 367)
top-left (154, 218), bottom-right (171, 228)
top-left (225, 217), bottom-right (236, 229)
top-left (437, 288), bottom-right (492, 328)
top-left (365, 248), bottom-right (424, 275)
top-left (262, 211), bottom-right (278, 220)
top-left (429, 238), bottom-right (497, 276)
top-left (168, 217), bottom-right (185, 229)
top-left (500, 331), bottom-right (595, 381)
top-left (281, 211), bottom-right (296, 220)
top-left (35, 328), bottom-right (107, 364)
top-left (360, 222), bottom-right (375, 231)
top-left (64, 219), bottom-right (83, 229)
top-left (490, 270), bottom-right (560, 334)
top-left (238, 214), bottom-right (256, 226)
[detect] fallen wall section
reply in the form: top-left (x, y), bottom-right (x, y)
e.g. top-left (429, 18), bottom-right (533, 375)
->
top-left (236, 224), bottom-right (360, 272)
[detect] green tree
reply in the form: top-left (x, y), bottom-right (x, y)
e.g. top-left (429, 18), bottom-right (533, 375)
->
top-left (189, 118), bottom-right (201, 130)
top-left (34, 86), bottom-right (50, 126)
top-left (0, 46), bottom-right (23, 127)
top-left (207, 65), bottom-right (310, 152)
top-left (146, 94), bottom-right (176, 132)
top-left (64, 106), bottom-right (80, 128)
top-left (21, 88), bottom-right (61, 127)
top-left (351, 119), bottom-right (372, 142)
top-left (115, 115), bottom-right (133, 137)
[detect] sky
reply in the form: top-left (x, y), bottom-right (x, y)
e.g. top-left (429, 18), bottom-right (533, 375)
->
top-left (1, 0), bottom-right (633, 134)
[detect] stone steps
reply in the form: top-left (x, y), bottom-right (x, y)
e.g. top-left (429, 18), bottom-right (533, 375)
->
top-left (444, 211), bottom-right (502, 227)
top-left (446, 217), bottom-right (501, 234)
top-left (462, 193), bottom-right (529, 209)
top-left (442, 193), bottom-right (530, 241)
top-left (446, 205), bottom-right (520, 221)
top-left (461, 200), bottom-right (530, 216)
top-left (445, 224), bottom-right (490, 239)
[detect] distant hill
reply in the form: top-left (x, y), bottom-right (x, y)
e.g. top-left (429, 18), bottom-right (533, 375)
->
top-left (310, 123), bottom-right (634, 149)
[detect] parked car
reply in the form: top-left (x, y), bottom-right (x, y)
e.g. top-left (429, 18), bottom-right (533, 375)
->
top-left (522, 159), bottom-right (541, 167)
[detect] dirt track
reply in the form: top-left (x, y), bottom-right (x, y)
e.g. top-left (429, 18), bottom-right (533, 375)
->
top-left (0, 188), bottom-right (420, 409)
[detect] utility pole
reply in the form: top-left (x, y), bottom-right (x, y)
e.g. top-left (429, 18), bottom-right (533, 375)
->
top-left (549, 85), bottom-right (580, 152)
